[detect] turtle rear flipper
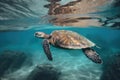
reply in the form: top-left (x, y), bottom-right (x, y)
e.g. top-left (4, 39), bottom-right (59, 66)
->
top-left (82, 48), bottom-right (102, 64)
top-left (43, 39), bottom-right (53, 61)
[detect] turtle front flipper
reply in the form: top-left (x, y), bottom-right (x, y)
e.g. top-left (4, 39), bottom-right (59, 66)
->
top-left (43, 39), bottom-right (53, 61)
top-left (82, 48), bottom-right (102, 64)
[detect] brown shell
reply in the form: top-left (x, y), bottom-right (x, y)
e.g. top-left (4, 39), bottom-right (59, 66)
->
top-left (49, 30), bottom-right (95, 49)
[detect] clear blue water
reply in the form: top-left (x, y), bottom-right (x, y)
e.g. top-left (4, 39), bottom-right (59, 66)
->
top-left (0, 0), bottom-right (120, 80)
top-left (0, 26), bottom-right (120, 80)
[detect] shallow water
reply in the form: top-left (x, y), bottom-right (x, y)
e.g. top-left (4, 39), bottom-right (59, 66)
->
top-left (0, 26), bottom-right (120, 80)
top-left (0, 0), bottom-right (120, 80)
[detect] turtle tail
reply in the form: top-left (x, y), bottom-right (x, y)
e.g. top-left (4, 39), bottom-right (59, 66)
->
top-left (82, 48), bottom-right (103, 64)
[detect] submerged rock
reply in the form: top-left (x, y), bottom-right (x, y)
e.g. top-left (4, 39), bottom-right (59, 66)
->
top-left (27, 64), bottom-right (61, 80)
top-left (0, 50), bottom-right (32, 78)
top-left (101, 53), bottom-right (120, 80)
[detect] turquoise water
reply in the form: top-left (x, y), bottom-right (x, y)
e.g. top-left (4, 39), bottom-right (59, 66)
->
top-left (0, 25), bottom-right (120, 80)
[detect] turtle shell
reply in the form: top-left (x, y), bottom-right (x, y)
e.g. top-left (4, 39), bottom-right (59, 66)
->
top-left (49, 30), bottom-right (95, 49)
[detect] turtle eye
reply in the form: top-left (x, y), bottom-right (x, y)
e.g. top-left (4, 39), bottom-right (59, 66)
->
top-left (35, 32), bottom-right (39, 36)
top-left (35, 32), bottom-right (38, 35)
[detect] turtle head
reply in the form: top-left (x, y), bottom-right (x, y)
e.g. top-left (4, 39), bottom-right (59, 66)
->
top-left (34, 32), bottom-right (50, 39)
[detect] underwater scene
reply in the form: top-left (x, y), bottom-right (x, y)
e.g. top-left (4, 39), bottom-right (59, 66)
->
top-left (0, 0), bottom-right (120, 80)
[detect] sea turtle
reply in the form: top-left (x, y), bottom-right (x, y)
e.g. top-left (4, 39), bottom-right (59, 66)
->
top-left (34, 30), bottom-right (102, 64)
